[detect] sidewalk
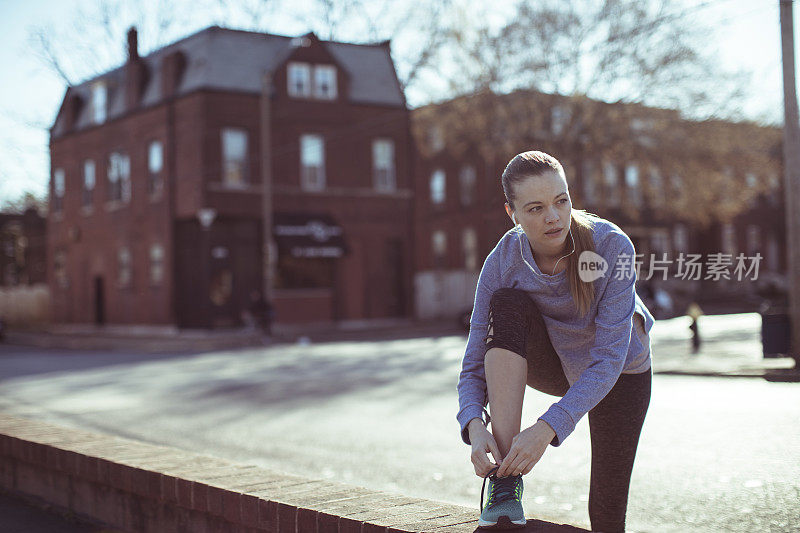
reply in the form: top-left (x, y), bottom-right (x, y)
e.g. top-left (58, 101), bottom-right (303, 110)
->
top-left (2, 313), bottom-right (798, 380)
top-left (647, 312), bottom-right (798, 380)
top-left (1, 318), bottom-right (465, 353)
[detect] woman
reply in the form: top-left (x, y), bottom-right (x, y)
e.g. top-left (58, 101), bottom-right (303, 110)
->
top-left (457, 151), bottom-right (653, 532)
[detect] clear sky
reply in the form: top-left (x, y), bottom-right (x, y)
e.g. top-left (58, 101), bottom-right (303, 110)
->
top-left (0, 0), bottom-right (798, 204)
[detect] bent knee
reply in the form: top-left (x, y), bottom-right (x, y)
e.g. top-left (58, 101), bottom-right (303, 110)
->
top-left (486, 288), bottom-right (539, 359)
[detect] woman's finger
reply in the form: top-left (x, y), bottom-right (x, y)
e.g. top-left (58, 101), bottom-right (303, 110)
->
top-left (486, 437), bottom-right (503, 467)
top-left (503, 453), bottom-right (527, 477)
top-left (497, 448), bottom-right (517, 477)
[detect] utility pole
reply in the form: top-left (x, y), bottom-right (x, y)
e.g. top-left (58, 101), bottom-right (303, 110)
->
top-left (261, 72), bottom-right (274, 302)
top-left (780, 0), bottom-right (800, 369)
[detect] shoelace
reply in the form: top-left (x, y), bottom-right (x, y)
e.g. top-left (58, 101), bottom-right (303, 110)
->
top-left (480, 466), bottom-right (520, 511)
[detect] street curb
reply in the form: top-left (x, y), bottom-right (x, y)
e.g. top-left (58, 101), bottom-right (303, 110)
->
top-left (0, 414), bottom-right (478, 532)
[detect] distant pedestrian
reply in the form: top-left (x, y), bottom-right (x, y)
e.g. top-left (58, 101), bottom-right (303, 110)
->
top-left (458, 151), bottom-right (653, 532)
top-left (686, 302), bottom-right (703, 354)
top-left (247, 290), bottom-right (274, 337)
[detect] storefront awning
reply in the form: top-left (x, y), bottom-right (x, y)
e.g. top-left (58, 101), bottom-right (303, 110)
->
top-left (273, 213), bottom-right (347, 258)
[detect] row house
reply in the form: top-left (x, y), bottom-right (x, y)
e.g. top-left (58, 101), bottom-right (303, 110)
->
top-left (0, 207), bottom-right (47, 287)
top-left (48, 26), bottom-right (413, 328)
top-left (412, 91), bottom-right (787, 319)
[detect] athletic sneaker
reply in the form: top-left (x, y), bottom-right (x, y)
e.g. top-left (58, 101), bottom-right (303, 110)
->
top-left (478, 466), bottom-right (526, 529)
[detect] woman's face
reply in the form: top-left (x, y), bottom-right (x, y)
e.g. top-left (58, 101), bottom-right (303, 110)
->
top-left (505, 170), bottom-right (572, 258)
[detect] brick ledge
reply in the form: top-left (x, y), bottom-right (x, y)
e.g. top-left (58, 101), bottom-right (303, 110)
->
top-left (0, 414), bottom-right (478, 532)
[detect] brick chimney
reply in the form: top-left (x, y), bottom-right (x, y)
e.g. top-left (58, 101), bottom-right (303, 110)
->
top-left (127, 27), bottom-right (139, 61)
top-left (125, 26), bottom-right (147, 111)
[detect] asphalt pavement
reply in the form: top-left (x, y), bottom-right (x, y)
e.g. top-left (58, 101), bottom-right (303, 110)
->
top-left (0, 312), bottom-right (798, 532)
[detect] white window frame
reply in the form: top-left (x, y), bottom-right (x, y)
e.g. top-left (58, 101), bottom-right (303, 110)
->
top-left (721, 223), bottom-right (737, 257)
top-left (432, 230), bottom-right (447, 267)
top-left (463, 227), bottom-right (478, 271)
top-left (603, 162), bottom-right (620, 207)
top-left (314, 65), bottom-right (337, 100)
top-left (746, 224), bottom-right (761, 256)
top-left (83, 160), bottom-right (95, 209)
top-left (92, 81), bottom-right (107, 124)
top-left (372, 139), bottom-right (396, 192)
top-left (459, 165), bottom-right (476, 206)
top-left (118, 246), bottom-right (132, 288)
top-left (108, 152), bottom-right (131, 204)
top-left (625, 164), bottom-right (642, 207)
top-left (53, 168), bottom-right (65, 213)
top-left (430, 169), bottom-right (446, 205)
top-left (673, 223), bottom-right (688, 252)
top-left (288, 62), bottom-right (312, 98)
top-left (149, 243), bottom-right (165, 286)
top-left (300, 134), bottom-right (326, 191)
top-left (148, 140), bottom-right (164, 196)
top-left (221, 128), bottom-right (248, 188)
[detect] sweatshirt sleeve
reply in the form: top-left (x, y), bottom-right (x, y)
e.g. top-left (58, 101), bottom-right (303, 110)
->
top-left (538, 233), bottom-right (637, 446)
top-left (456, 251), bottom-right (500, 445)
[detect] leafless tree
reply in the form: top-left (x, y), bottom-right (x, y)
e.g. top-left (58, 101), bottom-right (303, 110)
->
top-left (412, 0), bottom-right (776, 224)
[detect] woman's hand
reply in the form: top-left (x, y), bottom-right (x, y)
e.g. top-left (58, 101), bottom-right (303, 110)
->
top-left (496, 421), bottom-right (555, 477)
top-left (468, 419), bottom-right (502, 477)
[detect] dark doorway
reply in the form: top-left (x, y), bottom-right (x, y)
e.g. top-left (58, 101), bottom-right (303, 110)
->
top-left (385, 238), bottom-right (405, 317)
top-left (94, 276), bottom-right (105, 325)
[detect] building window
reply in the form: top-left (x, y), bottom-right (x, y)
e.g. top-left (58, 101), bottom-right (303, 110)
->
top-left (372, 139), bottom-right (395, 192)
top-left (650, 230), bottom-right (670, 256)
top-left (288, 62), bottom-right (312, 97)
top-left (581, 160), bottom-right (596, 206)
top-left (314, 65), bottom-right (337, 100)
top-left (428, 125), bottom-right (445, 152)
top-left (766, 173), bottom-right (780, 206)
top-left (149, 244), bottom-right (164, 286)
top-left (463, 227), bottom-right (478, 271)
top-left (670, 174), bottom-right (683, 196)
top-left (52, 168), bottom-right (65, 213)
top-left (551, 105), bottom-right (569, 136)
top-left (432, 230), bottom-right (447, 268)
top-left (459, 165), bottom-right (476, 206)
top-left (430, 169), bottom-right (445, 205)
top-left (82, 160), bottom-right (95, 209)
top-left (721, 223), bottom-right (736, 256)
top-left (148, 141), bottom-right (164, 196)
top-left (118, 246), bottom-right (132, 288)
top-left (673, 223), bottom-right (688, 252)
top-left (300, 134), bottom-right (325, 191)
top-left (107, 152), bottom-right (131, 204)
top-left (648, 168), bottom-right (663, 207)
top-left (54, 249), bottom-right (68, 288)
top-left (221, 129), bottom-right (248, 188)
top-left (625, 164), bottom-right (642, 207)
top-left (603, 162), bottom-right (620, 207)
top-left (767, 233), bottom-right (779, 271)
top-left (92, 81), bottom-right (107, 124)
top-left (746, 224), bottom-right (761, 256)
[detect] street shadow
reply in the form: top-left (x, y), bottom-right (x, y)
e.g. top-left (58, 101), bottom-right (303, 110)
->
top-left (468, 519), bottom-right (589, 532)
top-left (764, 368), bottom-right (800, 382)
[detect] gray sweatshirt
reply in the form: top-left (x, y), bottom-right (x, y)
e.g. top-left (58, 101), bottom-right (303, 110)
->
top-left (457, 216), bottom-right (653, 447)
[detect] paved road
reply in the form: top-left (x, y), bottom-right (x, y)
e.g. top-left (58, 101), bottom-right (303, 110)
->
top-left (0, 313), bottom-right (798, 532)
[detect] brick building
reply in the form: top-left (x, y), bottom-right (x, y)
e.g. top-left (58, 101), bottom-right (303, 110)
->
top-left (0, 208), bottom-right (47, 287)
top-left (48, 26), bottom-right (413, 328)
top-left (412, 92), bottom-right (787, 319)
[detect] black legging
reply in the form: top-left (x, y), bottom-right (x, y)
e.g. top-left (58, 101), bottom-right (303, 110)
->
top-left (484, 288), bottom-right (651, 533)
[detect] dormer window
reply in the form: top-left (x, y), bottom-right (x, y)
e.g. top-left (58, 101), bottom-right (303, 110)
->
top-left (92, 81), bottom-right (107, 124)
top-left (288, 62), bottom-right (337, 100)
top-left (314, 65), bottom-right (337, 99)
top-left (288, 62), bottom-right (311, 97)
